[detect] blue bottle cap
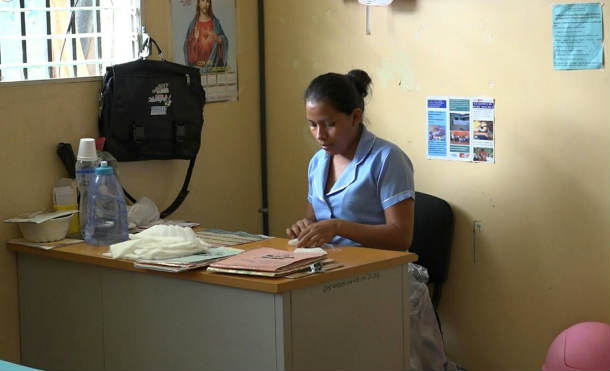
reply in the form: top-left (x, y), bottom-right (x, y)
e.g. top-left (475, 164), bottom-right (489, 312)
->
top-left (95, 161), bottom-right (114, 175)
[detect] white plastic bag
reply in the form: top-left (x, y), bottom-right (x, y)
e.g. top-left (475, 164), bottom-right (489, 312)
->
top-left (408, 263), bottom-right (457, 371)
top-left (127, 196), bottom-right (160, 228)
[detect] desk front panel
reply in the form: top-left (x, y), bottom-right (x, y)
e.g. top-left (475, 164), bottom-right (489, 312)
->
top-left (15, 245), bottom-right (413, 370)
top-left (18, 254), bottom-right (105, 370)
top-left (288, 265), bottom-right (408, 370)
top-left (18, 253), bottom-right (282, 371)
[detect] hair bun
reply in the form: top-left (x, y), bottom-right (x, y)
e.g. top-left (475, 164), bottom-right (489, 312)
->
top-left (346, 69), bottom-right (372, 98)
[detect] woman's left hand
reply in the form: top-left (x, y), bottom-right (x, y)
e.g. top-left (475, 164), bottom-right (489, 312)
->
top-left (297, 219), bottom-right (338, 248)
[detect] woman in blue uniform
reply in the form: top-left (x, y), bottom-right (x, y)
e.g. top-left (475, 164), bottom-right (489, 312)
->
top-left (286, 69), bottom-right (415, 251)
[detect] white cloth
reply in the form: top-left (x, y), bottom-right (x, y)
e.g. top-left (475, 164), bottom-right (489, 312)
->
top-left (107, 225), bottom-right (210, 260)
top-left (293, 247), bottom-right (326, 254)
top-left (288, 238), bottom-right (333, 249)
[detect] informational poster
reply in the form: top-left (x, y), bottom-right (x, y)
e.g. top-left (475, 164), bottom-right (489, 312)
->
top-left (552, 3), bottom-right (603, 70)
top-left (471, 99), bottom-right (495, 163)
top-left (427, 97), bottom-right (495, 163)
top-left (171, 0), bottom-right (238, 102)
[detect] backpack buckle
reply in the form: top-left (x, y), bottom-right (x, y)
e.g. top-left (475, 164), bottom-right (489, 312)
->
top-left (132, 123), bottom-right (145, 143)
top-left (174, 122), bottom-right (185, 143)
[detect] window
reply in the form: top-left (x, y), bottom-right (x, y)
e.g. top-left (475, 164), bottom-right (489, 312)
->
top-left (0, 0), bottom-right (141, 82)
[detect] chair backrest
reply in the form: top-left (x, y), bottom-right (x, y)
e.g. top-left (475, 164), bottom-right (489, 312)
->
top-left (409, 191), bottom-right (454, 287)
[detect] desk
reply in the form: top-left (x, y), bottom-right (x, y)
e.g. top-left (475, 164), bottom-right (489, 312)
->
top-left (8, 237), bottom-right (417, 371)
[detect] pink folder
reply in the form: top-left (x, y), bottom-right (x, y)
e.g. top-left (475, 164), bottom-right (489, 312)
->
top-left (208, 247), bottom-right (327, 272)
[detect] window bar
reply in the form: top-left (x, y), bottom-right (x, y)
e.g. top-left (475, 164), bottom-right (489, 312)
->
top-left (131, 4), bottom-right (139, 58)
top-left (0, 33), bottom-right (137, 41)
top-left (19, 0), bottom-right (28, 80)
top-left (0, 6), bottom-right (132, 12)
top-left (70, 0), bottom-right (78, 77)
top-left (46, 0), bottom-right (53, 78)
top-left (95, 0), bottom-right (102, 75)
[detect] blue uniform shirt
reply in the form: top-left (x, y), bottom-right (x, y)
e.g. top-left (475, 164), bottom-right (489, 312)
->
top-left (307, 125), bottom-right (415, 246)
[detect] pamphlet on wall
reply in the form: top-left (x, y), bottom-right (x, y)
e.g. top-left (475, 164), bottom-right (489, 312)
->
top-left (426, 96), bottom-right (495, 163)
top-left (552, 3), bottom-right (603, 70)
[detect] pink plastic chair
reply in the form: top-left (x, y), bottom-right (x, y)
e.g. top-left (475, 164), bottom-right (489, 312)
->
top-left (543, 322), bottom-right (610, 371)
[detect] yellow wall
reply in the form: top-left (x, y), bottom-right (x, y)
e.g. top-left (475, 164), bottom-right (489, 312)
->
top-left (1, 0), bottom-right (608, 369)
top-left (264, 0), bottom-right (609, 369)
top-left (0, 0), bottom-right (261, 362)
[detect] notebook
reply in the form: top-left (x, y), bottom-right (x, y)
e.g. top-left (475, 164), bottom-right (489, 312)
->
top-left (207, 247), bottom-right (327, 276)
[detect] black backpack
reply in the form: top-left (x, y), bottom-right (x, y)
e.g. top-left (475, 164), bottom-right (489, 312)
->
top-left (98, 38), bottom-right (205, 218)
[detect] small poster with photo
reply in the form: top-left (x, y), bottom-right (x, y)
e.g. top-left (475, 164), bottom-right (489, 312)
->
top-left (448, 99), bottom-right (471, 161)
top-left (170, 0), bottom-right (238, 102)
top-left (470, 98), bottom-right (495, 163)
top-left (426, 96), bottom-right (495, 163)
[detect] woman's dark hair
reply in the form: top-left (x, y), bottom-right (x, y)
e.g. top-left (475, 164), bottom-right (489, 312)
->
top-left (304, 69), bottom-right (372, 115)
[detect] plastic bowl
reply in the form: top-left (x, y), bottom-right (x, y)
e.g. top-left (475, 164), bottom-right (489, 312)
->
top-left (17, 214), bottom-right (72, 242)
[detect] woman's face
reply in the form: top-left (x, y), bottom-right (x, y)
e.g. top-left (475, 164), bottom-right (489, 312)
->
top-left (305, 99), bottom-right (362, 156)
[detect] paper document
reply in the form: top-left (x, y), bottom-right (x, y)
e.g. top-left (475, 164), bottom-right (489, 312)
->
top-left (284, 260), bottom-right (344, 279)
top-left (134, 247), bottom-right (243, 273)
top-left (207, 259), bottom-right (338, 278)
top-left (133, 220), bottom-right (200, 232)
top-left (8, 238), bottom-right (83, 250)
top-left (196, 229), bottom-right (268, 247)
top-left (4, 210), bottom-right (77, 224)
top-left (208, 247), bottom-right (327, 275)
top-left (552, 3), bottom-right (603, 70)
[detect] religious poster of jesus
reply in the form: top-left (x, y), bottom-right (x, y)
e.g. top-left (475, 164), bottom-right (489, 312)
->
top-left (171, 0), bottom-right (238, 102)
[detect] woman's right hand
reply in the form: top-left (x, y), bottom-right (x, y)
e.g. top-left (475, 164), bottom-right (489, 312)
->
top-left (286, 218), bottom-right (314, 239)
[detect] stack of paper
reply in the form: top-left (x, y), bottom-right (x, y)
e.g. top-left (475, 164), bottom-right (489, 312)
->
top-left (4, 210), bottom-right (77, 224)
top-left (207, 247), bottom-right (327, 277)
top-left (195, 229), bottom-right (268, 247)
top-left (8, 238), bottom-right (83, 251)
top-left (134, 247), bottom-right (243, 273)
top-left (132, 220), bottom-right (201, 232)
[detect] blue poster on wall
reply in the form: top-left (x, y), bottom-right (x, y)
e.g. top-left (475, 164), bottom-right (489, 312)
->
top-left (552, 3), bottom-right (603, 70)
top-left (427, 101), bottom-right (448, 159)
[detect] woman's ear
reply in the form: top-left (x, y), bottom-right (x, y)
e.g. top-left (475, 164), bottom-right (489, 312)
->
top-left (351, 108), bottom-right (363, 126)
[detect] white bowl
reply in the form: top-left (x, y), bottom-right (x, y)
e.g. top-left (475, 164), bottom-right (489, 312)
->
top-left (17, 214), bottom-right (72, 242)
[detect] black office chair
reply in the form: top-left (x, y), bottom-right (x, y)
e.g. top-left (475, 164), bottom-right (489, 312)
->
top-left (409, 191), bottom-right (454, 309)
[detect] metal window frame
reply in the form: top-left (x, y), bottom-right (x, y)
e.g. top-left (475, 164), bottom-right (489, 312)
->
top-left (0, 0), bottom-right (141, 82)
top-left (19, 0), bottom-right (27, 80)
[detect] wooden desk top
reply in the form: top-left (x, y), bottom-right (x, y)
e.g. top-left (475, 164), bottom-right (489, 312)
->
top-left (7, 237), bottom-right (417, 294)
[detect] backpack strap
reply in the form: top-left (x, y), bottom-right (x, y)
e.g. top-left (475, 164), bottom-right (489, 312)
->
top-left (140, 36), bottom-right (165, 61)
top-left (160, 157), bottom-right (196, 219)
top-left (122, 157), bottom-right (196, 219)
top-left (123, 187), bottom-right (136, 204)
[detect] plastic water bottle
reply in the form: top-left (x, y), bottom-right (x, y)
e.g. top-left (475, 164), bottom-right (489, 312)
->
top-left (75, 138), bottom-right (99, 233)
top-left (84, 161), bottom-right (128, 246)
